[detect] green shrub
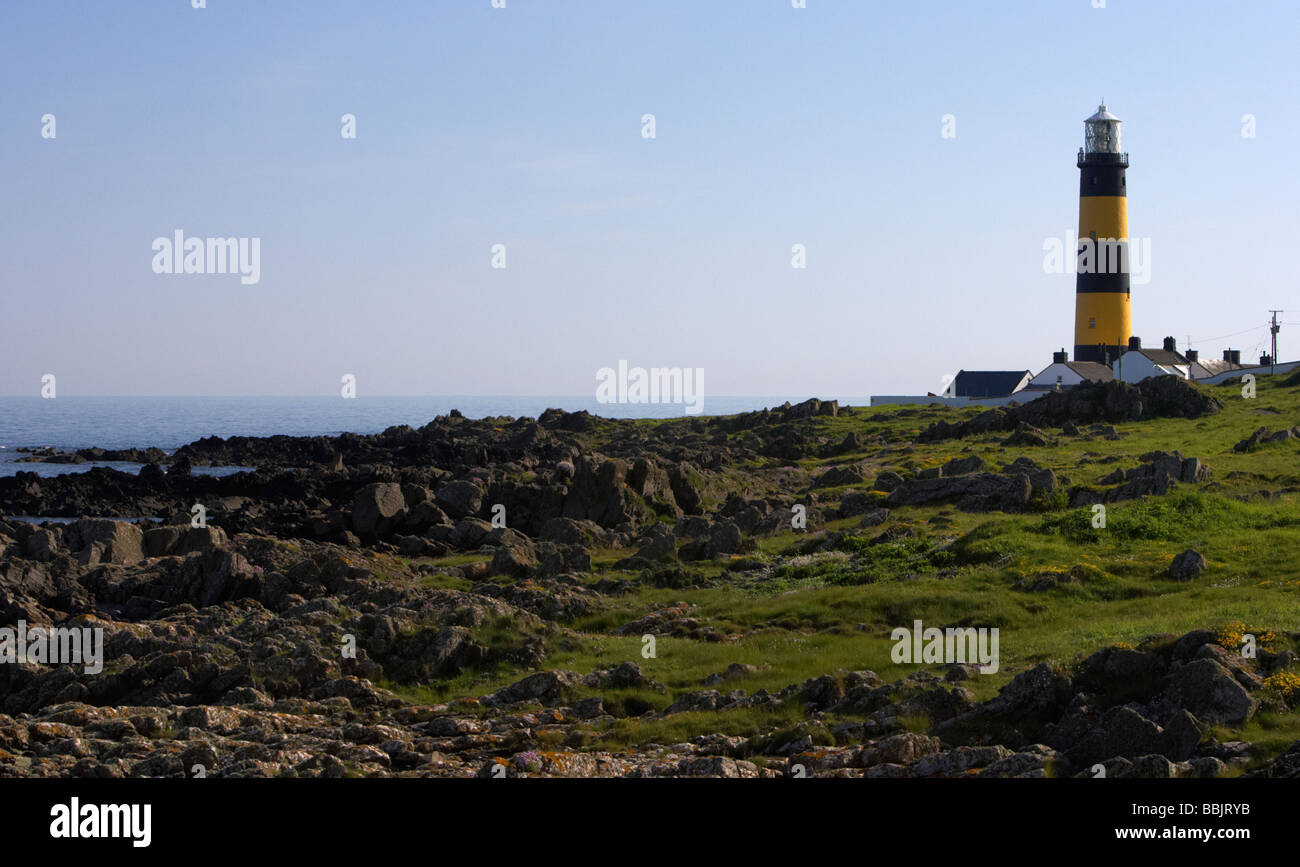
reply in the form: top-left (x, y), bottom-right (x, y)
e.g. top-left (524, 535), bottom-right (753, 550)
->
top-left (1036, 491), bottom-right (1247, 544)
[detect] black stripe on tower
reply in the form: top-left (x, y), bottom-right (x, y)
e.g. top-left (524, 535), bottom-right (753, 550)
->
top-left (1077, 152), bottom-right (1128, 197)
top-left (1076, 271), bottom-right (1131, 293)
top-left (1074, 343), bottom-right (1124, 364)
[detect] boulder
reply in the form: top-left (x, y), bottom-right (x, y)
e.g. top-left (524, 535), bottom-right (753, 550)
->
top-left (814, 464), bottom-right (868, 487)
top-left (666, 463), bottom-right (707, 515)
top-left (67, 520), bottom-right (144, 565)
top-left (539, 517), bottom-right (601, 547)
top-left (1251, 740), bottom-right (1300, 778)
top-left (839, 491), bottom-right (879, 518)
top-left (24, 528), bottom-right (62, 562)
top-left (626, 459), bottom-right (681, 517)
top-left (434, 481), bottom-right (484, 521)
top-left (976, 745), bottom-right (1063, 778)
top-left (886, 470), bottom-right (1053, 512)
top-left (857, 507), bottom-right (891, 528)
top-left (1166, 659), bottom-right (1258, 725)
top-left (351, 483), bottom-right (408, 538)
top-left (1066, 706), bottom-right (1168, 766)
top-left (143, 526), bottom-right (186, 558)
top-left (490, 544), bottom-right (538, 578)
top-left (563, 458), bottom-right (646, 527)
top-left (704, 520), bottom-right (744, 558)
top-left (940, 456), bottom-right (984, 476)
top-left (487, 671), bottom-right (582, 706)
top-left (1002, 422), bottom-right (1053, 447)
top-left (1098, 452), bottom-right (1211, 503)
top-left (174, 526), bottom-right (229, 556)
top-left (633, 525), bottom-right (677, 562)
top-left (863, 732), bottom-right (941, 767)
top-left (1167, 549), bottom-right (1207, 581)
top-left (1172, 630), bottom-right (1215, 660)
top-left (873, 471), bottom-right (905, 492)
top-left (981, 663), bottom-right (1073, 719)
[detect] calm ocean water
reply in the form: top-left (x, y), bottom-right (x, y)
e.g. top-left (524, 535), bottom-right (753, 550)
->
top-left (0, 396), bottom-right (866, 478)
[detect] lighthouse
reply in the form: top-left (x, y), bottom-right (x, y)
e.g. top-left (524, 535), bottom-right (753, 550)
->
top-left (1073, 103), bottom-right (1132, 364)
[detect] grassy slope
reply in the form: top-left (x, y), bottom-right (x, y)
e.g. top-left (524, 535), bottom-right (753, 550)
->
top-left (392, 377), bottom-right (1300, 764)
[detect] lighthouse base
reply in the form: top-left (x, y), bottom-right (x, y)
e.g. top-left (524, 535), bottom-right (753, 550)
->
top-left (1073, 344), bottom-right (1123, 366)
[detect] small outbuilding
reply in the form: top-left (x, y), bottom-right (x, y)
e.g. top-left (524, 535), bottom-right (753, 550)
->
top-left (945, 369), bottom-right (1032, 398)
top-left (1029, 350), bottom-right (1114, 389)
top-left (1115, 336), bottom-right (1189, 383)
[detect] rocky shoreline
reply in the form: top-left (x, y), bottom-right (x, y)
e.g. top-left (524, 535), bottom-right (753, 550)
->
top-left (2, 384), bottom-right (1299, 778)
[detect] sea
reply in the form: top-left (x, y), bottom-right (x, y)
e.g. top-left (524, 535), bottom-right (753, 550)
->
top-left (0, 395), bottom-right (869, 479)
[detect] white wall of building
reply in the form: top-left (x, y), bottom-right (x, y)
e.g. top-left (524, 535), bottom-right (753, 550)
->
top-left (1195, 360), bottom-right (1299, 385)
top-left (1115, 351), bottom-right (1189, 384)
top-left (870, 392), bottom-right (1049, 408)
top-left (1029, 363), bottom-right (1089, 388)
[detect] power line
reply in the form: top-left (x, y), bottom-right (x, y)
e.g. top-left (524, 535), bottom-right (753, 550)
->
top-left (1187, 324), bottom-right (1270, 345)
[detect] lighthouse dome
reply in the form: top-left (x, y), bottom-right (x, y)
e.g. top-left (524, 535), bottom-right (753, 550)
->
top-left (1084, 102), bottom-right (1122, 154)
top-left (1086, 103), bottom-right (1121, 123)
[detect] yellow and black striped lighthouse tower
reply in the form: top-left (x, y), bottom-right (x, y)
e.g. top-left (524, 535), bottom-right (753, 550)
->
top-left (1074, 103), bottom-right (1131, 364)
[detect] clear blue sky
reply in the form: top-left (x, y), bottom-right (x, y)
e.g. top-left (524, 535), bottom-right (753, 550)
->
top-left (3, 0), bottom-right (1297, 397)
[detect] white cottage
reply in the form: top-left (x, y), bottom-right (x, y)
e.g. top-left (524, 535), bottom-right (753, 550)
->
top-left (1029, 350), bottom-right (1114, 389)
top-left (1115, 337), bottom-right (1190, 384)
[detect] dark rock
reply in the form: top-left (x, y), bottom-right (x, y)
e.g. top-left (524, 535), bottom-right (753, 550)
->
top-left (1166, 659), bottom-right (1258, 725)
top-left (814, 464), bottom-right (867, 487)
top-left (1002, 422), bottom-right (1053, 447)
top-left (1167, 549), bottom-right (1207, 581)
top-left (873, 471), bottom-right (905, 493)
top-left (67, 520), bottom-right (144, 565)
top-left (434, 480), bottom-right (484, 521)
top-left (352, 483), bottom-right (408, 538)
top-left (941, 456), bottom-right (984, 476)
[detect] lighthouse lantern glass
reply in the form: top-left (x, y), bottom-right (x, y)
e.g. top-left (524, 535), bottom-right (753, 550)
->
top-left (1085, 118), bottom-right (1121, 154)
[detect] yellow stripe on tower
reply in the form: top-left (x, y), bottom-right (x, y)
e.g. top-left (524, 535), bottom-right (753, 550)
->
top-left (1078, 196), bottom-right (1128, 241)
top-left (1073, 292), bottom-right (1132, 350)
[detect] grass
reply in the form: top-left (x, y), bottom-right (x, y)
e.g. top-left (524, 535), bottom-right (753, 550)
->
top-left (378, 375), bottom-right (1300, 762)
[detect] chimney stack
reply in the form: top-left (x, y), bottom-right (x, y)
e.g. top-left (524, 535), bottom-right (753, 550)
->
top-left (1128, 336), bottom-right (1142, 350)
top-left (1053, 349), bottom-right (1069, 364)
top-left (1163, 336), bottom-right (1176, 352)
top-left (1186, 349), bottom-right (1199, 362)
top-left (1260, 353), bottom-right (1273, 366)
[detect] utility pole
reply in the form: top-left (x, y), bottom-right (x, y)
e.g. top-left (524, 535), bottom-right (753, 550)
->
top-left (1269, 310), bottom-right (1282, 375)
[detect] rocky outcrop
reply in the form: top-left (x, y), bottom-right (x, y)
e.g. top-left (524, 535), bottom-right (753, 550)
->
top-left (1071, 451), bottom-right (1211, 505)
top-left (886, 465), bottom-right (1056, 512)
top-left (920, 378), bottom-right (1223, 442)
top-left (1233, 425), bottom-right (1300, 452)
top-left (0, 399), bottom-right (1291, 781)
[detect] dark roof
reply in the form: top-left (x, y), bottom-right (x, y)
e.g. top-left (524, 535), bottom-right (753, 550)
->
top-left (1132, 348), bottom-right (1188, 366)
top-left (952, 370), bottom-right (1030, 398)
top-left (1191, 359), bottom-right (1241, 376)
top-left (1064, 361), bottom-right (1114, 381)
